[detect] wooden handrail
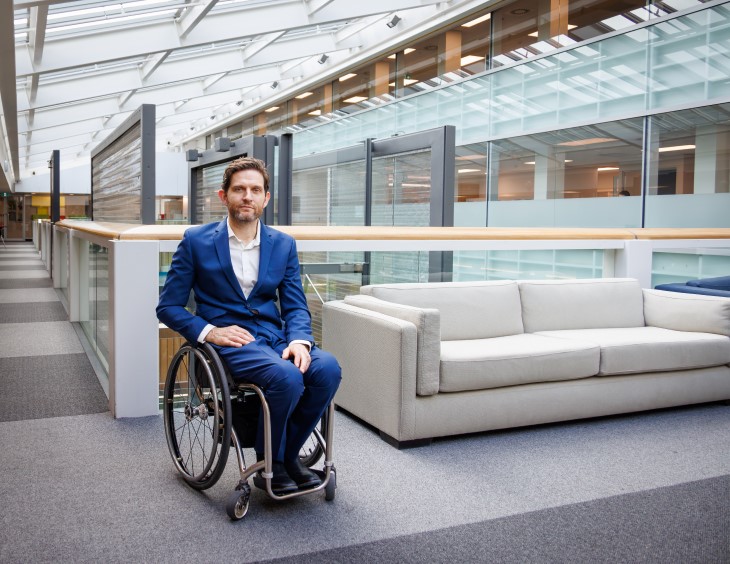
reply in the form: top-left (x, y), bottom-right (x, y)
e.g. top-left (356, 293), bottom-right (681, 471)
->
top-left (55, 220), bottom-right (730, 242)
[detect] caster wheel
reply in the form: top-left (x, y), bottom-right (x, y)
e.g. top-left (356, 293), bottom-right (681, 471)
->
top-left (226, 483), bottom-right (251, 520)
top-left (325, 469), bottom-right (336, 501)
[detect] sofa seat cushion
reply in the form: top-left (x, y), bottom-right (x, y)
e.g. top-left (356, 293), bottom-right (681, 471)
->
top-left (439, 334), bottom-right (600, 392)
top-left (534, 327), bottom-right (730, 376)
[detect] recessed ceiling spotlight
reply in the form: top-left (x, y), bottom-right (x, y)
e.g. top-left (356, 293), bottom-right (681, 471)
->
top-left (386, 15), bottom-right (401, 28)
top-left (511, 8), bottom-right (529, 15)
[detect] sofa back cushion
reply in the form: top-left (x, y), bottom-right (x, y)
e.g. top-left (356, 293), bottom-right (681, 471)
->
top-left (519, 278), bottom-right (645, 333)
top-left (361, 280), bottom-right (524, 340)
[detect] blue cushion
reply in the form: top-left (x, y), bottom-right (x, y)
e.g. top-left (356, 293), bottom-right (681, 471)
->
top-left (655, 283), bottom-right (730, 297)
top-left (686, 275), bottom-right (730, 291)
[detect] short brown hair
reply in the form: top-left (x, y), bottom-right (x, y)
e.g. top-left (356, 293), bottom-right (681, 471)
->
top-left (220, 157), bottom-right (270, 193)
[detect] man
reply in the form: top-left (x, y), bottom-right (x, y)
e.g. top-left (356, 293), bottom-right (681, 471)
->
top-left (157, 157), bottom-right (341, 495)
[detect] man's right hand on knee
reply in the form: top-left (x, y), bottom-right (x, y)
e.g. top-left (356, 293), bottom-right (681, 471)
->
top-left (204, 325), bottom-right (255, 347)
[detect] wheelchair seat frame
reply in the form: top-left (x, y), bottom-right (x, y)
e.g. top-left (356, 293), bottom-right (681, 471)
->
top-left (162, 341), bottom-right (336, 520)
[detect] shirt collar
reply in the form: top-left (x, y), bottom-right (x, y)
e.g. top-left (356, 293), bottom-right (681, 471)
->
top-left (226, 218), bottom-right (261, 248)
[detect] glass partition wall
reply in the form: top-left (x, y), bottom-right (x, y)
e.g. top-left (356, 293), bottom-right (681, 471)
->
top-left (190, 1), bottom-right (729, 230)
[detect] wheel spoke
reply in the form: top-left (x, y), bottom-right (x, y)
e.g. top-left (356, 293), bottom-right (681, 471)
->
top-left (163, 344), bottom-right (231, 489)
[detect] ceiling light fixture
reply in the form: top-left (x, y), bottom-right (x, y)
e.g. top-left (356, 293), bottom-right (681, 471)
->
top-left (462, 14), bottom-right (491, 28)
top-left (339, 73), bottom-right (357, 82)
top-left (461, 55), bottom-right (485, 66)
top-left (658, 144), bottom-right (696, 152)
top-left (558, 137), bottom-right (617, 146)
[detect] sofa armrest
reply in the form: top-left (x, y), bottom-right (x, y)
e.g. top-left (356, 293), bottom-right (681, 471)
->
top-left (322, 300), bottom-right (419, 441)
top-left (643, 288), bottom-right (730, 336)
top-left (343, 294), bottom-right (440, 396)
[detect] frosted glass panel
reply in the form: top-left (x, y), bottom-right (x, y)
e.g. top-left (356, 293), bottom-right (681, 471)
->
top-left (652, 249), bottom-right (730, 286)
top-left (488, 198), bottom-right (642, 227)
top-left (92, 123), bottom-right (142, 222)
top-left (194, 162), bottom-right (228, 224)
top-left (371, 151), bottom-right (431, 227)
top-left (453, 249), bottom-right (604, 281)
top-left (292, 161), bottom-right (366, 226)
top-left (645, 193), bottom-right (730, 227)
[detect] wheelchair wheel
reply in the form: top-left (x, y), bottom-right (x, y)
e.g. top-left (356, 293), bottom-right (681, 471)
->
top-left (298, 410), bottom-right (329, 468)
top-left (163, 343), bottom-right (231, 490)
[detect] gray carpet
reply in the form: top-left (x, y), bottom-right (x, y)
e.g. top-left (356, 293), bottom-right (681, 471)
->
top-left (0, 404), bottom-right (728, 563)
top-left (0, 278), bottom-right (52, 289)
top-left (0, 288), bottom-right (60, 303)
top-left (0, 354), bottom-right (109, 421)
top-left (265, 475), bottom-right (730, 564)
top-left (0, 264), bottom-right (46, 270)
top-left (0, 247), bottom-right (109, 422)
top-left (0, 321), bottom-right (85, 357)
top-left (0, 301), bottom-right (69, 323)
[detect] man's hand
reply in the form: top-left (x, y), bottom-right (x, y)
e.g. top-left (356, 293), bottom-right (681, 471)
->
top-left (204, 325), bottom-right (254, 347)
top-left (282, 342), bottom-right (311, 374)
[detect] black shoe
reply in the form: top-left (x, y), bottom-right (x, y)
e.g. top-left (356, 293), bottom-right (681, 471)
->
top-left (284, 458), bottom-right (322, 489)
top-left (254, 462), bottom-right (298, 495)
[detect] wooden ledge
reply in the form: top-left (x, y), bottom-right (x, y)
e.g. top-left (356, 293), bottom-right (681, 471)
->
top-left (54, 221), bottom-right (730, 242)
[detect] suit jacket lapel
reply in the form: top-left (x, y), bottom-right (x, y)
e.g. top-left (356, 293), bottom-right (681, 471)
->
top-left (250, 221), bottom-right (273, 301)
top-left (213, 218), bottom-right (247, 303)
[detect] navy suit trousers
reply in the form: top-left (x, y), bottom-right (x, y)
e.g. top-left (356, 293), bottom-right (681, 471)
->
top-left (215, 338), bottom-right (341, 461)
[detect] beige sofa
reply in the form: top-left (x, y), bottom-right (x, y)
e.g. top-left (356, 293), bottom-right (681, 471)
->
top-left (322, 278), bottom-right (730, 447)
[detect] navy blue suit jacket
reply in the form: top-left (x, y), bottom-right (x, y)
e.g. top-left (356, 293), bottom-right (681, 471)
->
top-left (157, 219), bottom-right (313, 348)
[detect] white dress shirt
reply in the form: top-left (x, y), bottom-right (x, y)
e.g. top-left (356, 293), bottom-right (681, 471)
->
top-left (197, 220), bottom-right (310, 351)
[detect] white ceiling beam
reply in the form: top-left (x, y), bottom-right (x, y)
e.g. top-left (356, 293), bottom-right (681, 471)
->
top-left (13, 1), bottom-right (70, 9)
top-left (20, 34), bottom-right (354, 112)
top-left (15, 0), bottom-right (442, 77)
top-left (118, 90), bottom-right (137, 108)
top-left (29, 5), bottom-right (48, 66)
top-left (19, 131), bottom-right (94, 159)
top-left (18, 99), bottom-right (121, 133)
top-left (28, 74), bottom-right (39, 105)
top-left (202, 73), bottom-right (227, 91)
top-left (307, 0), bottom-right (441, 20)
top-left (307, 0), bottom-right (337, 16)
top-left (21, 94), bottom-right (245, 155)
top-left (335, 14), bottom-right (384, 43)
top-left (242, 31), bottom-right (286, 61)
top-left (177, 0), bottom-right (219, 40)
top-left (141, 51), bottom-right (171, 82)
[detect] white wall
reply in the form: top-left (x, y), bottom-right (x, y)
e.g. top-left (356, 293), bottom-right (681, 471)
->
top-left (13, 151), bottom-right (187, 196)
top-left (156, 151), bottom-right (187, 196)
top-left (14, 162), bottom-right (91, 194)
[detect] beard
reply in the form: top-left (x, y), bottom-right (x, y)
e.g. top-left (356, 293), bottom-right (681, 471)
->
top-left (230, 205), bottom-right (260, 224)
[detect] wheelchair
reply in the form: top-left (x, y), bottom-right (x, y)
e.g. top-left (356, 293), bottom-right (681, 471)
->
top-left (162, 341), bottom-right (336, 520)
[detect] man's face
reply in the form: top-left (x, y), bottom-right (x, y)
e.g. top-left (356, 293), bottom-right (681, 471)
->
top-left (218, 169), bottom-right (270, 224)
